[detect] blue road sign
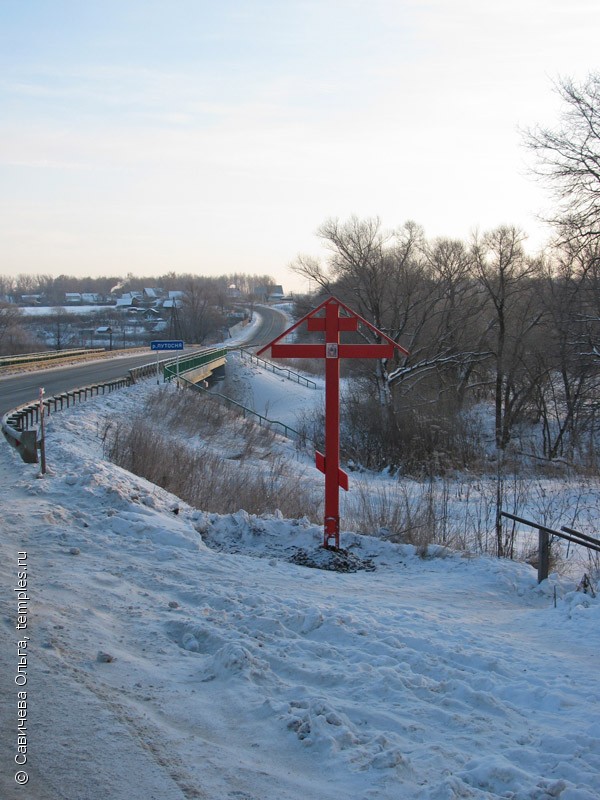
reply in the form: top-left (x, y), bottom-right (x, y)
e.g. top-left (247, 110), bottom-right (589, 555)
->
top-left (150, 340), bottom-right (184, 351)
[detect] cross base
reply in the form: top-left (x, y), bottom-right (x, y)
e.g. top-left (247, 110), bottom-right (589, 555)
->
top-left (324, 516), bottom-right (340, 550)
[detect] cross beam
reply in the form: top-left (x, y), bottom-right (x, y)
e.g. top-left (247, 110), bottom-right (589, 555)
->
top-left (258, 296), bottom-right (408, 549)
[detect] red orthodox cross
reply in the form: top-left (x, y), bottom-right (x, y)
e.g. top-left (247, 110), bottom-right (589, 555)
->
top-left (257, 296), bottom-right (409, 549)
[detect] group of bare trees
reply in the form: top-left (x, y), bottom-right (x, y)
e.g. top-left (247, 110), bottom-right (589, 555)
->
top-left (151, 273), bottom-right (276, 344)
top-left (293, 221), bottom-right (600, 471)
top-left (292, 73), bottom-right (600, 473)
top-left (1, 273), bottom-right (119, 304)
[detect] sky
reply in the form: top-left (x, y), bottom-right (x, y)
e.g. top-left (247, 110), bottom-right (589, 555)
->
top-left (1, 0), bottom-right (599, 293)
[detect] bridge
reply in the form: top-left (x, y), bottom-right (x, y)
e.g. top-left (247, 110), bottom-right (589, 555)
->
top-left (163, 348), bottom-right (227, 384)
top-left (1, 344), bottom-right (311, 463)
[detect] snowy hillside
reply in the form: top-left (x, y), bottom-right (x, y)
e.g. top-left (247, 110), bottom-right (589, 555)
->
top-left (1, 365), bottom-right (599, 799)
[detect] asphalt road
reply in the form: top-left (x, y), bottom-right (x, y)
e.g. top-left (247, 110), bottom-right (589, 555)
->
top-left (0, 351), bottom-right (158, 416)
top-left (0, 305), bottom-right (288, 416)
top-left (245, 304), bottom-right (288, 348)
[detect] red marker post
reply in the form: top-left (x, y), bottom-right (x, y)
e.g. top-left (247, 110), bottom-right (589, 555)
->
top-left (258, 296), bottom-right (408, 549)
top-left (39, 387), bottom-right (47, 475)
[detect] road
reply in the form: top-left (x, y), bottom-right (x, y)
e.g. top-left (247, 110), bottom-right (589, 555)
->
top-left (0, 305), bottom-right (288, 416)
top-left (0, 351), bottom-right (156, 416)
top-left (245, 304), bottom-right (288, 348)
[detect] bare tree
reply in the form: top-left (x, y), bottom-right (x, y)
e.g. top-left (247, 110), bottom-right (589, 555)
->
top-left (292, 217), bottom-right (490, 408)
top-left (414, 237), bottom-right (491, 406)
top-left (0, 275), bottom-right (15, 299)
top-left (180, 278), bottom-right (226, 344)
top-left (0, 303), bottom-right (33, 355)
top-left (532, 259), bottom-right (589, 460)
top-left (292, 217), bottom-right (422, 403)
top-left (534, 241), bottom-right (600, 460)
top-left (51, 307), bottom-right (69, 350)
top-left (525, 73), bottom-right (600, 246)
top-left (472, 226), bottom-right (549, 557)
top-left (472, 226), bottom-right (545, 452)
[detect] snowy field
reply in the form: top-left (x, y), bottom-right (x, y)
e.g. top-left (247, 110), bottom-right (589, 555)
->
top-left (18, 305), bottom-right (119, 316)
top-left (1, 344), bottom-right (599, 799)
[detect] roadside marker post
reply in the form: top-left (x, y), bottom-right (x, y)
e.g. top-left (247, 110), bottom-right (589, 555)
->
top-left (258, 296), bottom-right (408, 549)
top-left (39, 387), bottom-right (47, 475)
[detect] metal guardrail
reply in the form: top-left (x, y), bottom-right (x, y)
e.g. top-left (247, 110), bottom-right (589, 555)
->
top-left (2, 377), bottom-right (132, 464)
top-left (501, 511), bottom-right (600, 583)
top-left (0, 348), bottom-right (105, 368)
top-left (239, 347), bottom-right (317, 388)
top-left (129, 358), bottom-right (170, 383)
top-left (2, 348), bottom-right (227, 464)
top-left (2, 349), bottom-right (181, 463)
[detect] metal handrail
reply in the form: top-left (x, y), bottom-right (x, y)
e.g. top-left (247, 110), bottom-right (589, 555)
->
top-left (239, 347), bottom-right (317, 389)
top-left (501, 510), bottom-right (600, 583)
top-left (178, 374), bottom-right (301, 441)
top-left (560, 524), bottom-right (600, 549)
top-left (501, 512), bottom-right (600, 553)
top-left (160, 348), bottom-right (304, 441)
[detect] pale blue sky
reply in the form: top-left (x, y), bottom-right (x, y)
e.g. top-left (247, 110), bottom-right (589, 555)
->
top-left (1, 0), bottom-right (598, 291)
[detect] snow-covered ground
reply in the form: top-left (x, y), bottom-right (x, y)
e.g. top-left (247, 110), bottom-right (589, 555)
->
top-left (1, 349), bottom-right (599, 800)
top-left (222, 350), bottom-right (324, 430)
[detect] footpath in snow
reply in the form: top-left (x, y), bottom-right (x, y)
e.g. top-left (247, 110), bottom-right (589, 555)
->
top-left (0, 354), bottom-right (599, 800)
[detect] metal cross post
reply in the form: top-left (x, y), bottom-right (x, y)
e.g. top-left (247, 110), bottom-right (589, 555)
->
top-left (258, 296), bottom-right (408, 549)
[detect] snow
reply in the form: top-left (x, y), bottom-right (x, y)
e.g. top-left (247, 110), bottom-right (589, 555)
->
top-left (1, 351), bottom-right (599, 799)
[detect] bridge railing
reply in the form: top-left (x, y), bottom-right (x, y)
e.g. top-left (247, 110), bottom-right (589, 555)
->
top-left (238, 347), bottom-right (317, 388)
top-left (163, 348), bottom-right (228, 381)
